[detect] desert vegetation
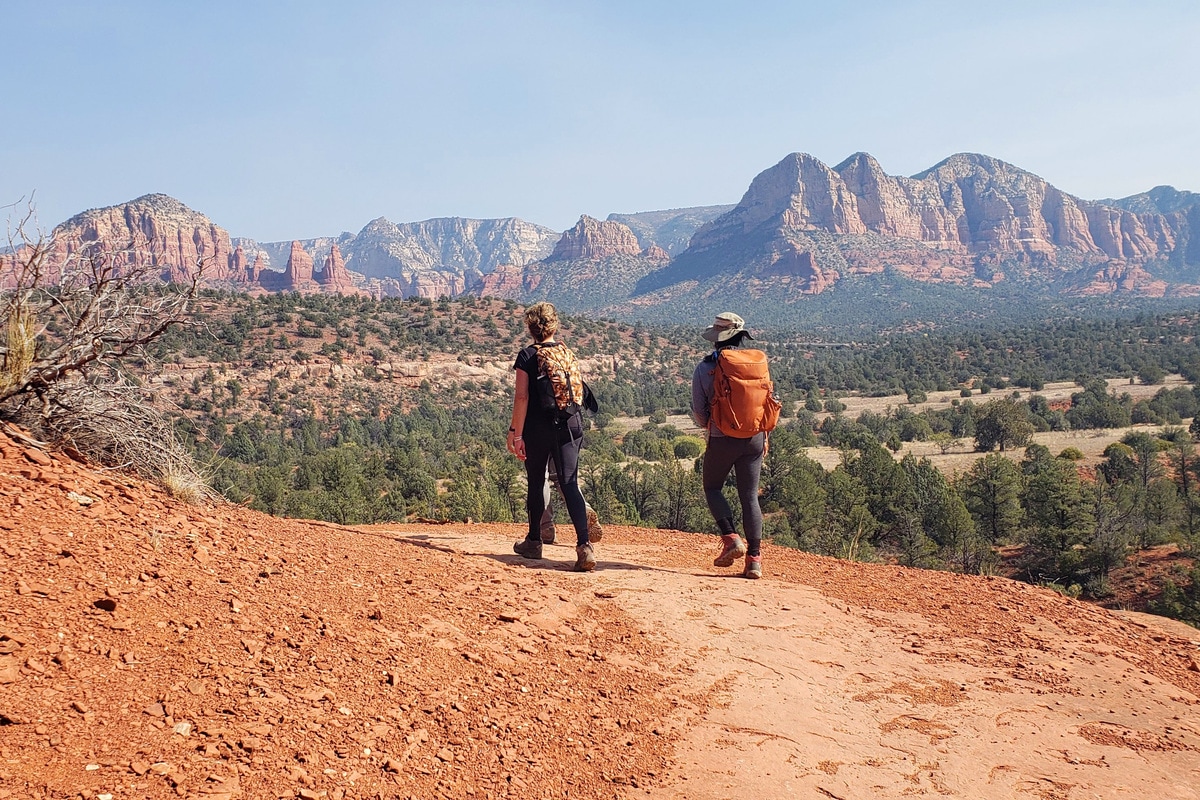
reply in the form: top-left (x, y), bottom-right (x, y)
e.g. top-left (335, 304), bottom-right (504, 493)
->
top-left (108, 291), bottom-right (1200, 625)
top-left (4, 264), bottom-right (1199, 626)
top-left (0, 219), bottom-right (207, 496)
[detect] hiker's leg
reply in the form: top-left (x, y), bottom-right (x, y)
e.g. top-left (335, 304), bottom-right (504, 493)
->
top-left (523, 430), bottom-right (554, 542)
top-left (732, 433), bottom-right (766, 557)
top-left (702, 435), bottom-right (737, 530)
top-left (704, 435), bottom-right (747, 566)
top-left (555, 419), bottom-right (590, 546)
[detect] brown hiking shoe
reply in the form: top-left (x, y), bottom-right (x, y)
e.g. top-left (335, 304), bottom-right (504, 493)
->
top-left (539, 520), bottom-right (557, 544)
top-left (586, 506), bottom-right (603, 543)
top-left (573, 543), bottom-right (596, 572)
top-left (713, 533), bottom-right (746, 567)
top-left (743, 555), bottom-right (762, 580)
top-left (513, 539), bottom-right (543, 559)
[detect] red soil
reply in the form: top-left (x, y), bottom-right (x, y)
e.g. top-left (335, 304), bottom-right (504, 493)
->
top-left (2, 429), bottom-right (1199, 799)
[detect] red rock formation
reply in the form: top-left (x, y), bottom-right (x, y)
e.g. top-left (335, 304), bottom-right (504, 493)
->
top-left (1074, 262), bottom-right (1169, 297)
top-left (652, 151), bottom-right (1199, 299)
top-left (283, 241), bottom-right (315, 290)
top-left (549, 216), bottom-right (643, 261)
top-left (231, 245), bottom-right (251, 283)
top-left (758, 243), bottom-right (837, 293)
top-left (475, 263), bottom-right (527, 298)
top-left (405, 270), bottom-right (465, 299)
top-left (734, 153), bottom-right (867, 235)
top-left (250, 253), bottom-right (265, 283)
top-left (642, 244), bottom-right (670, 262)
top-left (48, 194), bottom-right (235, 283)
top-left (315, 244), bottom-right (353, 291)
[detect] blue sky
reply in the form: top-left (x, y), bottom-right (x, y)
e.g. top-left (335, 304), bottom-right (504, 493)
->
top-left (4, 0), bottom-right (1198, 241)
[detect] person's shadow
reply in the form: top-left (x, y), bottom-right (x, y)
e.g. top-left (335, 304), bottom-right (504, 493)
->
top-left (387, 532), bottom-right (677, 575)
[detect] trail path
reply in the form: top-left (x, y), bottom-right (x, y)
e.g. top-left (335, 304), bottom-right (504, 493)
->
top-left (3, 423), bottom-right (1199, 800)
top-left (381, 525), bottom-right (1200, 800)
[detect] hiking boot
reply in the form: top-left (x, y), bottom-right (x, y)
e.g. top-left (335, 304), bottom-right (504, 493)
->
top-left (743, 555), bottom-right (762, 580)
top-left (586, 505), bottom-right (603, 543)
top-left (573, 543), bottom-right (596, 572)
top-left (714, 533), bottom-right (747, 567)
top-left (539, 520), bottom-right (557, 545)
top-left (513, 539), bottom-right (543, 559)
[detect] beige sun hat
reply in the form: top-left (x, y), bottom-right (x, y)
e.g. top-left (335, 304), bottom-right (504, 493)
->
top-left (701, 312), bottom-right (751, 343)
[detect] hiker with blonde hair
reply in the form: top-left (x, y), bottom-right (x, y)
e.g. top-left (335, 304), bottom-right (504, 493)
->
top-left (506, 302), bottom-right (601, 571)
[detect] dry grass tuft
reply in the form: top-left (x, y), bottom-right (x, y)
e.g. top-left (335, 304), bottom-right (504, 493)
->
top-left (6, 376), bottom-right (215, 502)
top-left (160, 467), bottom-right (210, 505)
top-left (0, 306), bottom-right (35, 396)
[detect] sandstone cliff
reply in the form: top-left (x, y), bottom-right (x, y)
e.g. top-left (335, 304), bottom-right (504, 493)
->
top-left (233, 234), bottom-right (353, 275)
top-left (548, 216), bottom-right (643, 261)
top-left (474, 217), bottom-right (668, 308)
top-left (47, 194), bottom-right (238, 283)
top-left (346, 216), bottom-right (556, 296)
top-left (283, 240), bottom-right (315, 290)
top-left (315, 243), bottom-right (353, 291)
top-left (243, 217), bottom-right (557, 300)
top-left (637, 152), bottom-right (1200, 298)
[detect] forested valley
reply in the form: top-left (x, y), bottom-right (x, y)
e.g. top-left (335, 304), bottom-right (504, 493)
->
top-left (145, 292), bottom-right (1200, 626)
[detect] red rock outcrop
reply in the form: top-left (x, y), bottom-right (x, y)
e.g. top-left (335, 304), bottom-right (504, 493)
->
top-left (283, 240), bottom-right (315, 290)
top-left (404, 270), bottom-right (466, 299)
top-left (1074, 261), bottom-right (1170, 297)
top-left (361, 269), bottom-right (467, 299)
top-left (475, 263), bottom-right (528, 298)
top-left (230, 245), bottom-right (251, 283)
top-left (642, 244), bottom-right (670, 262)
top-left (645, 152), bottom-right (1198, 298)
top-left (47, 194), bottom-right (236, 283)
top-left (757, 242), bottom-right (838, 293)
top-left (315, 243), bottom-right (353, 291)
top-left (549, 216), bottom-right (643, 261)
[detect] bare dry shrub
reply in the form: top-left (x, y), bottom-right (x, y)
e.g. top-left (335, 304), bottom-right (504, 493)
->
top-left (1, 202), bottom-right (212, 499)
top-left (7, 376), bottom-right (214, 502)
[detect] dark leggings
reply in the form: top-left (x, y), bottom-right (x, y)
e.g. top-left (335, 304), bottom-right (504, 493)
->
top-left (523, 418), bottom-right (590, 546)
top-left (702, 433), bottom-right (764, 557)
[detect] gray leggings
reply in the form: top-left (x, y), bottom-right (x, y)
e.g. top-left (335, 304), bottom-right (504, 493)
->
top-left (702, 433), bottom-right (765, 557)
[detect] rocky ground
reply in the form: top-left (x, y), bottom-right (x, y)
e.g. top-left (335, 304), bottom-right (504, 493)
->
top-left (2, 428), bottom-right (1200, 799)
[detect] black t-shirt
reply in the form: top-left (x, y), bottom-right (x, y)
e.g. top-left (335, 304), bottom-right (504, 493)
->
top-left (515, 343), bottom-right (554, 433)
top-left (513, 343), bottom-right (542, 382)
top-left (514, 342), bottom-right (582, 437)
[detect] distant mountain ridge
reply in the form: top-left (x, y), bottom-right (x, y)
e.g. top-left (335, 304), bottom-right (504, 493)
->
top-left (633, 152), bottom-right (1200, 302)
top-left (1101, 185), bottom-right (1200, 215)
top-left (236, 216), bottom-right (559, 298)
top-left (15, 152), bottom-right (1200, 322)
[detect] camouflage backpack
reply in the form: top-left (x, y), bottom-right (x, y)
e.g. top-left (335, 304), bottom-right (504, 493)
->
top-left (533, 342), bottom-right (584, 422)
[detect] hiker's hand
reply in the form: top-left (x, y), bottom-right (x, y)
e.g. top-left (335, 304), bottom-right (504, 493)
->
top-left (507, 431), bottom-right (526, 460)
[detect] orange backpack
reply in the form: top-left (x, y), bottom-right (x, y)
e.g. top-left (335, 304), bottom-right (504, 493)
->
top-left (709, 349), bottom-right (782, 437)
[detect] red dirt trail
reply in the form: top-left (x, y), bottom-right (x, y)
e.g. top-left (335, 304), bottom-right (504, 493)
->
top-left (1, 429), bottom-right (1199, 799)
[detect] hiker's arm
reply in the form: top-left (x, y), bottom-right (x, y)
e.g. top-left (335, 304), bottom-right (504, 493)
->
top-left (507, 368), bottom-right (529, 460)
top-left (690, 363), bottom-right (710, 429)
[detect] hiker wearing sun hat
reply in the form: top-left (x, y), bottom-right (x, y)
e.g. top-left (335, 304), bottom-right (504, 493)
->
top-left (691, 312), bottom-right (781, 579)
top-left (701, 311), bottom-right (749, 345)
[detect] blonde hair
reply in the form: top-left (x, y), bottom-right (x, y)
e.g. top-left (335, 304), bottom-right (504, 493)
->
top-left (524, 302), bottom-right (559, 342)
